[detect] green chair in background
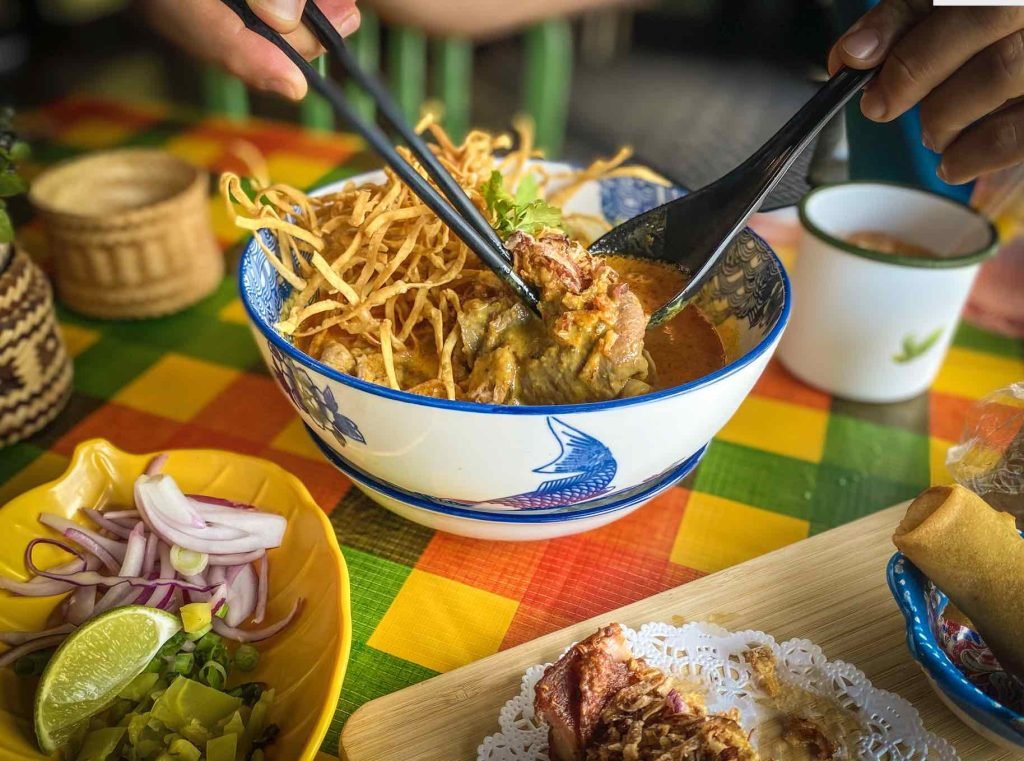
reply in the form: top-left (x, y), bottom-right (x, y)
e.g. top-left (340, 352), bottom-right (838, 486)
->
top-left (203, 11), bottom-right (573, 156)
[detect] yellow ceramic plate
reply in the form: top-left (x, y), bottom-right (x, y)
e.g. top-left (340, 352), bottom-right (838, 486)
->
top-left (0, 439), bottom-right (351, 761)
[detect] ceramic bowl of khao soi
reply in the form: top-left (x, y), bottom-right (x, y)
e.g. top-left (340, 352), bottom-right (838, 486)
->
top-left (235, 128), bottom-right (789, 540)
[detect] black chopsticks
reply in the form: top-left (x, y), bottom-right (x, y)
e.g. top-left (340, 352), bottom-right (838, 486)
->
top-left (218, 0), bottom-right (542, 315)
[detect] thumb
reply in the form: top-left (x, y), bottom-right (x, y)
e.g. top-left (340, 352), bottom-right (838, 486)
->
top-left (827, 0), bottom-right (930, 74)
top-left (246, 0), bottom-right (306, 33)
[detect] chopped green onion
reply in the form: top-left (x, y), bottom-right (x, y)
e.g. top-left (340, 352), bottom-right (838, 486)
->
top-left (172, 653), bottom-right (195, 676)
top-left (198, 660), bottom-right (228, 691)
top-left (170, 546), bottom-right (209, 577)
top-left (185, 623), bottom-right (212, 642)
top-left (233, 644), bottom-right (259, 672)
top-left (215, 603), bottom-right (228, 619)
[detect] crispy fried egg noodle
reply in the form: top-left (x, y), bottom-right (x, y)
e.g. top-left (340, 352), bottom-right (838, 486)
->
top-left (221, 118), bottom-right (667, 401)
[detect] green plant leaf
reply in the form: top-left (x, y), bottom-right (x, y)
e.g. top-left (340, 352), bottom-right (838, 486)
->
top-left (0, 210), bottom-right (13, 244)
top-left (8, 141), bottom-right (29, 162)
top-left (514, 174), bottom-right (540, 205)
top-left (0, 173), bottom-right (27, 197)
top-left (480, 170), bottom-right (562, 238)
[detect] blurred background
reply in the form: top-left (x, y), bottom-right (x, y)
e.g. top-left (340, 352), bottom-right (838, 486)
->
top-left (1, 0), bottom-right (838, 206)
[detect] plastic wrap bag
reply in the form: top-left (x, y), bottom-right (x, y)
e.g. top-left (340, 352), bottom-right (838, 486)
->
top-left (946, 382), bottom-right (1024, 522)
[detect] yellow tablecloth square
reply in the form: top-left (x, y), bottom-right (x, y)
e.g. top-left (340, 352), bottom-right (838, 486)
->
top-left (218, 298), bottom-right (249, 326)
top-left (271, 417), bottom-right (323, 461)
top-left (265, 153), bottom-right (335, 190)
top-left (933, 347), bottom-right (1024, 401)
top-left (59, 324), bottom-right (101, 358)
top-left (114, 353), bottom-right (238, 422)
top-left (368, 569), bottom-right (519, 673)
top-left (929, 437), bottom-right (955, 486)
top-left (670, 492), bottom-right (809, 573)
top-left (57, 118), bottom-right (139, 149)
top-left (717, 395), bottom-right (828, 463)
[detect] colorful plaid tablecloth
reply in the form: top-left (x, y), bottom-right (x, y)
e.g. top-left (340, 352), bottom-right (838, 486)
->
top-left (4, 97), bottom-right (1024, 756)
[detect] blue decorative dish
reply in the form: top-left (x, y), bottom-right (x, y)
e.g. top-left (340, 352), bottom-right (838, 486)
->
top-left (888, 552), bottom-right (1024, 751)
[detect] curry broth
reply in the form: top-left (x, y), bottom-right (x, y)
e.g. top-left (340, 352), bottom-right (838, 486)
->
top-left (298, 256), bottom-right (727, 399)
top-left (604, 256), bottom-right (726, 389)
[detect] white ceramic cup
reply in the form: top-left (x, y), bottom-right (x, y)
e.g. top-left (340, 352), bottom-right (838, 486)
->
top-left (778, 182), bottom-right (997, 403)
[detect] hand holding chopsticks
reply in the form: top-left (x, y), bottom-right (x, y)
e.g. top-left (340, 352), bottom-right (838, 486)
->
top-left (216, 0), bottom-right (542, 315)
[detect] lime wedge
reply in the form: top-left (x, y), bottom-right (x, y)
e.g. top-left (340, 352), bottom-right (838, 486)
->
top-left (34, 605), bottom-right (182, 754)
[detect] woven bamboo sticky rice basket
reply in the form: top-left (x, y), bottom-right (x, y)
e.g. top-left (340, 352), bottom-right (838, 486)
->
top-left (0, 244), bottom-right (73, 446)
top-left (29, 149), bottom-right (223, 319)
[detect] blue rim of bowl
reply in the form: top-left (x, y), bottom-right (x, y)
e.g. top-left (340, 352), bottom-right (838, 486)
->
top-left (887, 552), bottom-right (1024, 732)
top-left (238, 173), bottom-right (792, 416)
top-left (307, 423), bottom-right (707, 523)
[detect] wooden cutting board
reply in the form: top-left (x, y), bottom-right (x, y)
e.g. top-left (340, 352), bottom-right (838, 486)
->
top-left (340, 504), bottom-right (1018, 760)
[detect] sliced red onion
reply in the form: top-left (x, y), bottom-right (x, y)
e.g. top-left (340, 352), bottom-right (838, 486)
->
top-left (0, 624), bottom-right (75, 647)
top-left (187, 494), bottom-right (255, 511)
top-left (185, 573), bottom-right (211, 603)
top-left (64, 528), bottom-right (120, 572)
top-left (38, 515), bottom-right (126, 563)
top-left (1, 556), bottom-right (99, 597)
top-left (144, 544), bottom-right (174, 607)
top-left (136, 475), bottom-right (206, 529)
top-left (224, 564), bottom-right (258, 627)
top-left (211, 598), bottom-right (303, 643)
top-left (207, 550), bottom-right (265, 566)
top-left (192, 503), bottom-right (286, 543)
top-left (209, 583), bottom-right (228, 615)
top-left (120, 524), bottom-right (146, 579)
top-left (253, 555), bottom-right (268, 625)
top-left (0, 634), bottom-right (68, 668)
top-left (207, 565), bottom-right (226, 586)
top-left (92, 584), bottom-right (137, 618)
top-left (142, 532), bottom-right (158, 577)
top-left (81, 508), bottom-right (135, 540)
top-left (104, 510), bottom-right (140, 521)
top-left (64, 586), bottom-right (96, 625)
top-left (136, 485), bottom-right (273, 554)
top-left (24, 540), bottom-right (217, 594)
top-left (145, 453), bottom-right (169, 476)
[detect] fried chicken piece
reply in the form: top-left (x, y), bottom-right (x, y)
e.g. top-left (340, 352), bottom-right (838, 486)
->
top-left (782, 717), bottom-right (837, 760)
top-left (743, 646), bottom-right (781, 698)
top-left (586, 660), bottom-right (759, 761)
top-left (462, 231), bottom-right (650, 405)
top-left (534, 624), bottom-right (638, 761)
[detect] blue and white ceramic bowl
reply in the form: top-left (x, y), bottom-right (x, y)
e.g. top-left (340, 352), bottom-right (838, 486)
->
top-left (888, 552), bottom-right (1024, 751)
top-left (239, 163), bottom-right (790, 530)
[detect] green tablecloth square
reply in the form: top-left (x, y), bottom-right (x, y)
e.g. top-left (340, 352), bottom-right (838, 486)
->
top-left (0, 442), bottom-right (46, 483)
top-left (331, 488), bottom-right (435, 567)
top-left (71, 335), bottom-right (164, 399)
top-left (692, 440), bottom-right (817, 520)
top-left (342, 545), bottom-right (414, 646)
top-left (328, 643), bottom-right (439, 752)
top-left (953, 321), bottom-right (1023, 358)
top-left (823, 414), bottom-right (930, 485)
top-left (179, 320), bottom-right (262, 370)
top-left (808, 461), bottom-right (924, 534)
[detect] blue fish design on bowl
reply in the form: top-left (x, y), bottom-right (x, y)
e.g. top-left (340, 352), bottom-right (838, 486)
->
top-left (268, 343), bottom-right (365, 447)
top-left (438, 418), bottom-right (617, 510)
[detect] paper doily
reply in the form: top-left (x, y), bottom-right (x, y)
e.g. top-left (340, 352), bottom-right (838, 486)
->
top-left (478, 622), bottom-right (958, 761)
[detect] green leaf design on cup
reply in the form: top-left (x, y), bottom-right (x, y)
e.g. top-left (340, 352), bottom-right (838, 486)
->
top-left (893, 328), bottom-right (943, 364)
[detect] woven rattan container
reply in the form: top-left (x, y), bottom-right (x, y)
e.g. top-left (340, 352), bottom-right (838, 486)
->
top-left (29, 149), bottom-right (223, 319)
top-left (0, 244), bottom-right (73, 446)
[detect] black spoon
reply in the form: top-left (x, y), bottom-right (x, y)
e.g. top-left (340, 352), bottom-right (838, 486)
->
top-left (590, 67), bottom-right (877, 326)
